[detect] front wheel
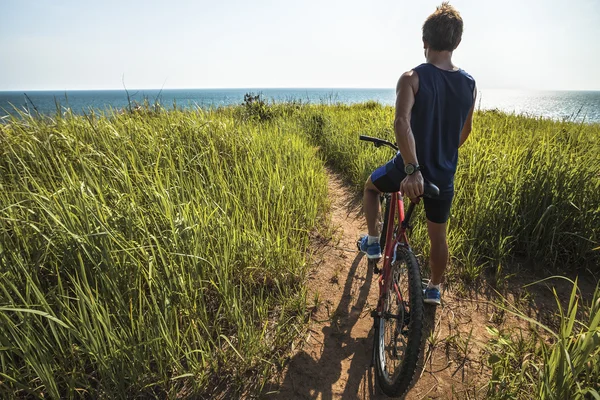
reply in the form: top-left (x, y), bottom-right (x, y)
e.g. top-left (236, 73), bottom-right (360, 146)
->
top-left (374, 246), bottom-right (423, 398)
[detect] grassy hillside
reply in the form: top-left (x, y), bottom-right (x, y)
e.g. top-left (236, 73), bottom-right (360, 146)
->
top-left (0, 99), bottom-right (598, 398)
top-left (0, 107), bottom-right (328, 398)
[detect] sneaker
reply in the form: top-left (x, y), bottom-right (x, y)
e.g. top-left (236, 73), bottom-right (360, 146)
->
top-left (423, 287), bottom-right (441, 305)
top-left (357, 235), bottom-right (382, 259)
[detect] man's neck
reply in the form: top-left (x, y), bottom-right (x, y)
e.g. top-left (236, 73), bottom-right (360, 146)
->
top-left (425, 50), bottom-right (455, 71)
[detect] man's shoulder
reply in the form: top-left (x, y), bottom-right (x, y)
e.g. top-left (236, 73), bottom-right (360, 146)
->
top-left (400, 69), bottom-right (418, 79)
top-left (396, 70), bottom-right (419, 93)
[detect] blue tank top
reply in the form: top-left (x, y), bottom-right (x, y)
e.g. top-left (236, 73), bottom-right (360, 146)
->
top-left (394, 63), bottom-right (475, 196)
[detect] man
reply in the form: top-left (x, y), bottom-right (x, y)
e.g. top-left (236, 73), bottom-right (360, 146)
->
top-left (358, 2), bottom-right (477, 305)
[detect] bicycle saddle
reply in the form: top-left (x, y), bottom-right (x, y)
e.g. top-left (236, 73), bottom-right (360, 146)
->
top-left (423, 181), bottom-right (440, 198)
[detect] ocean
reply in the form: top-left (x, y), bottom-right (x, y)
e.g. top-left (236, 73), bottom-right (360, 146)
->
top-left (1, 88), bottom-right (599, 124)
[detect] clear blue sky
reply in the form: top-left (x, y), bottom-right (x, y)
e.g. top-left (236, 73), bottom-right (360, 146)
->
top-left (1, 0), bottom-right (598, 91)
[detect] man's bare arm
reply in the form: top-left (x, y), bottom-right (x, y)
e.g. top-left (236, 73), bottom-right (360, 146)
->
top-left (459, 86), bottom-right (477, 147)
top-left (394, 71), bottom-right (423, 199)
top-left (394, 71), bottom-right (419, 164)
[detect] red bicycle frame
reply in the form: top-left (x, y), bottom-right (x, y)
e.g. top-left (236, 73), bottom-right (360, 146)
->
top-left (376, 191), bottom-right (418, 314)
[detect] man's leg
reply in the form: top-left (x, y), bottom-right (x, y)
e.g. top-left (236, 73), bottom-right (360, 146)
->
top-left (358, 177), bottom-right (383, 259)
top-left (364, 177), bottom-right (382, 237)
top-left (426, 220), bottom-right (449, 285)
top-left (423, 195), bottom-right (452, 305)
top-left (360, 159), bottom-right (403, 259)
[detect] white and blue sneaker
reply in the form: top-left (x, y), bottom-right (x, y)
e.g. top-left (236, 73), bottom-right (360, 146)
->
top-left (357, 235), bottom-right (382, 259)
top-left (423, 286), bottom-right (441, 305)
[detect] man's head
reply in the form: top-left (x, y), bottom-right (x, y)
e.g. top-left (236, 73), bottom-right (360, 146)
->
top-left (422, 2), bottom-right (463, 52)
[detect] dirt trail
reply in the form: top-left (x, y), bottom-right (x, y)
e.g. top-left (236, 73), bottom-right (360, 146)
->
top-left (265, 170), bottom-right (515, 400)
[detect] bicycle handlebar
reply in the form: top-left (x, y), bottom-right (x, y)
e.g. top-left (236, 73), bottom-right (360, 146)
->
top-left (358, 135), bottom-right (398, 151)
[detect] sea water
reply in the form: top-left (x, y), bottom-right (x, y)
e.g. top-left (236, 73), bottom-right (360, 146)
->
top-left (1, 88), bottom-right (599, 123)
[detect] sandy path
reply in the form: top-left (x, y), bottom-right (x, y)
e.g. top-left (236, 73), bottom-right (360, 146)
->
top-left (265, 170), bottom-right (498, 399)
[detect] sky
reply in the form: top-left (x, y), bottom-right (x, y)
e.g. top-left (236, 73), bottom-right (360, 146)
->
top-left (1, 0), bottom-right (599, 91)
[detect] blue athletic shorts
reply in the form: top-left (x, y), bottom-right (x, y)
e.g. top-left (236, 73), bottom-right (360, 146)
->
top-left (370, 158), bottom-right (454, 224)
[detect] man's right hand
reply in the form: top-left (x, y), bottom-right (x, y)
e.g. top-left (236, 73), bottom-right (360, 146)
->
top-left (400, 171), bottom-right (424, 201)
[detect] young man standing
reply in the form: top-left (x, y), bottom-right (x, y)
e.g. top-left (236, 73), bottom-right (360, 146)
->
top-left (358, 2), bottom-right (476, 305)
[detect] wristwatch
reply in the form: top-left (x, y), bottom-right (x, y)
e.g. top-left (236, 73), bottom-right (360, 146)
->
top-left (404, 163), bottom-right (421, 175)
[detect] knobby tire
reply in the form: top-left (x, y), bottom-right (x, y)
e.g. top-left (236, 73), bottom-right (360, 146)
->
top-left (374, 200), bottom-right (424, 398)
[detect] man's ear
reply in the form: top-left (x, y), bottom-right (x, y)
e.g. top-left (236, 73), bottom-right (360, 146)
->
top-left (423, 40), bottom-right (429, 49)
top-left (454, 38), bottom-right (461, 49)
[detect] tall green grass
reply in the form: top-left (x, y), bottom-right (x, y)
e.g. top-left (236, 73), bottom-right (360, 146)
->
top-left (455, 112), bottom-right (600, 277)
top-left (0, 106), bottom-right (328, 398)
top-left (486, 278), bottom-right (600, 399)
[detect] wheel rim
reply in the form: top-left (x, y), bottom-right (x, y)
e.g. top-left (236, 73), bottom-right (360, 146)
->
top-left (377, 259), bottom-right (410, 385)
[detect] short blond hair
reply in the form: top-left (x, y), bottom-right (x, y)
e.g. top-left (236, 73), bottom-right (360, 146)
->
top-left (422, 2), bottom-right (463, 51)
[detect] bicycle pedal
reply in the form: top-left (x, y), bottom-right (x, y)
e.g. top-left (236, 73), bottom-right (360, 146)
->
top-left (371, 310), bottom-right (380, 318)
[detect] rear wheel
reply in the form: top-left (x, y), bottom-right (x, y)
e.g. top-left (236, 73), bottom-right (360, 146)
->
top-left (374, 246), bottom-right (423, 398)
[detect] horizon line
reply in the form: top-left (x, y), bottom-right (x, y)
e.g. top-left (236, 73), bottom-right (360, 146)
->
top-left (1, 87), bottom-right (393, 92)
top-left (1, 87), bottom-right (600, 93)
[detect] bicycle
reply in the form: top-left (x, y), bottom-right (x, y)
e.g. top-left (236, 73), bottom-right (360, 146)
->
top-left (356, 135), bottom-right (439, 398)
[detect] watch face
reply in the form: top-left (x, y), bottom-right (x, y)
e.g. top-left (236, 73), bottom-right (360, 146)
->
top-left (405, 164), bottom-right (415, 175)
